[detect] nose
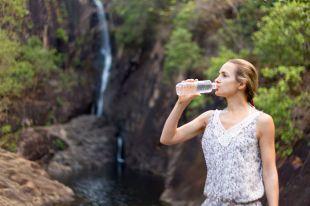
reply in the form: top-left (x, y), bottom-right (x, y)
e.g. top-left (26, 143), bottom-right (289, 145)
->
top-left (214, 76), bottom-right (221, 83)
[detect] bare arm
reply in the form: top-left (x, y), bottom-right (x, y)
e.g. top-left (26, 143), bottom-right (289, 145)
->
top-left (257, 113), bottom-right (279, 206)
top-left (160, 98), bottom-right (213, 145)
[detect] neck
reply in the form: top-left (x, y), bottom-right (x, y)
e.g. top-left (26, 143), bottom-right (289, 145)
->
top-left (225, 94), bottom-right (252, 113)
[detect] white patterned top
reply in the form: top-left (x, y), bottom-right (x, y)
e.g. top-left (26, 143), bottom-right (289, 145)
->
top-left (201, 108), bottom-right (264, 204)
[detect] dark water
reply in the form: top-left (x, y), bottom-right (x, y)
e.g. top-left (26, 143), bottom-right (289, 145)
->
top-left (65, 163), bottom-right (168, 206)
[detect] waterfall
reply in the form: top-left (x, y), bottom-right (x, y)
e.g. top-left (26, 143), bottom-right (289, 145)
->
top-left (92, 0), bottom-right (125, 175)
top-left (93, 0), bottom-right (112, 117)
top-left (116, 135), bottom-right (125, 164)
top-left (116, 134), bottom-right (125, 176)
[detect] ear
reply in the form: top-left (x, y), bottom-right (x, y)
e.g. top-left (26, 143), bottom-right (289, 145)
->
top-left (238, 81), bottom-right (247, 91)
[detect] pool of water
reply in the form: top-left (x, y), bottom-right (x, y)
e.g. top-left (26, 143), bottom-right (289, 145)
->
top-left (65, 163), bottom-right (168, 206)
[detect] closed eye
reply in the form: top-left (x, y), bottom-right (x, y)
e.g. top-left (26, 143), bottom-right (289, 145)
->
top-left (219, 72), bottom-right (228, 77)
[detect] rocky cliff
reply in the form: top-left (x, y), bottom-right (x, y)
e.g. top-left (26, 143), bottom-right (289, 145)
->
top-left (1, 0), bottom-right (308, 205)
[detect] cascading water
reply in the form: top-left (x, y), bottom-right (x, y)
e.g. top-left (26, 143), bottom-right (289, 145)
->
top-left (92, 0), bottom-right (125, 173)
top-left (93, 0), bottom-right (112, 117)
top-left (116, 133), bottom-right (125, 176)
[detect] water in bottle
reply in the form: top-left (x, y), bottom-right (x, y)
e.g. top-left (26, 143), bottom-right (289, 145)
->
top-left (176, 80), bottom-right (216, 95)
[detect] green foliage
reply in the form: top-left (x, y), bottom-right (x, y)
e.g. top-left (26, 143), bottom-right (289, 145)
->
top-left (214, 0), bottom-right (269, 51)
top-left (111, 0), bottom-right (159, 46)
top-left (111, 0), bottom-right (195, 46)
top-left (0, 61), bottom-right (35, 97)
top-left (164, 28), bottom-right (202, 79)
top-left (52, 138), bottom-right (67, 150)
top-left (56, 28), bottom-right (69, 43)
top-left (0, 30), bottom-right (33, 97)
top-left (0, 31), bottom-right (59, 98)
top-left (163, 1), bottom-right (206, 80)
top-left (21, 37), bottom-right (60, 74)
top-left (173, 1), bottom-right (198, 30)
top-left (1, 124), bottom-right (11, 134)
top-left (0, 132), bottom-right (20, 152)
top-left (204, 47), bottom-right (250, 80)
top-left (253, 1), bottom-right (309, 67)
top-left (0, 0), bottom-right (29, 37)
top-left (255, 66), bottom-right (305, 157)
top-left (0, 29), bottom-right (20, 69)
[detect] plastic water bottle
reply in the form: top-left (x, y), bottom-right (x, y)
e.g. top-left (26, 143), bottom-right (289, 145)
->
top-left (176, 80), bottom-right (216, 95)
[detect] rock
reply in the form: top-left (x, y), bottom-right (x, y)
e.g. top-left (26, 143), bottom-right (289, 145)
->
top-left (278, 138), bottom-right (310, 206)
top-left (159, 139), bottom-right (206, 206)
top-left (18, 115), bottom-right (117, 182)
top-left (17, 128), bottom-right (68, 163)
top-left (0, 148), bottom-right (74, 206)
top-left (46, 115), bottom-right (117, 181)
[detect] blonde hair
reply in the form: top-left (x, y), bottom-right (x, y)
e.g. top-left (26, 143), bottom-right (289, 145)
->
top-left (228, 59), bottom-right (258, 104)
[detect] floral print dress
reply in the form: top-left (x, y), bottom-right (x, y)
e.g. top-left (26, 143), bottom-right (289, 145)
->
top-left (201, 109), bottom-right (264, 206)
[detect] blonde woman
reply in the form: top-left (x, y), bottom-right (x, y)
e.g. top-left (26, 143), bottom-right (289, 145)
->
top-left (160, 59), bottom-right (279, 206)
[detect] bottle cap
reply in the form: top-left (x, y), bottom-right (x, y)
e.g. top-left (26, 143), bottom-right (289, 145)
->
top-left (211, 83), bottom-right (216, 89)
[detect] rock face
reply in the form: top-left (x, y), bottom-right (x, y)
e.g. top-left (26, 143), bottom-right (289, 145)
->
top-left (159, 139), bottom-right (207, 206)
top-left (103, 37), bottom-right (175, 175)
top-left (18, 115), bottom-right (117, 182)
top-left (278, 138), bottom-right (310, 206)
top-left (0, 148), bottom-right (74, 206)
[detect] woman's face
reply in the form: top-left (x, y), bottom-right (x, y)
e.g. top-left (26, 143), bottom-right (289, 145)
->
top-left (214, 62), bottom-right (243, 98)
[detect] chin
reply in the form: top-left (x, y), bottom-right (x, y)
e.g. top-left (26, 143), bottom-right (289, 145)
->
top-left (215, 91), bottom-right (225, 98)
top-left (215, 90), bottom-right (221, 96)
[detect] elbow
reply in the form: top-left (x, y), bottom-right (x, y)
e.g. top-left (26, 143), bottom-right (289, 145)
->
top-left (160, 130), bottom-right (178, 145)
top-left (160, 136), bottom-right (174, 146)
top-left (159, 138), bottom-right (170, 145)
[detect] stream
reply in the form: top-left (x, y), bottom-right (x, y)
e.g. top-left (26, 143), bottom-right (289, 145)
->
top-left (65, 163), bottom-right (167, 206)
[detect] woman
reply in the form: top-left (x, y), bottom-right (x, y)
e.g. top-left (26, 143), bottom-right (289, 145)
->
top-left (160, 59), bottom-right (279, 206)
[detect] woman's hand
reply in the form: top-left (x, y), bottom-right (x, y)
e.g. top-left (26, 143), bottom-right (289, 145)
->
top-left (177, 79), bottom-right (201, 104)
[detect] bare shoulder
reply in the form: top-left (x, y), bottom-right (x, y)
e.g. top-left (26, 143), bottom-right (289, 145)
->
top-left (256, 111), bottom-right (275, 139)
top-left (200, 110), bottom-right (215, 126)
top-left (257, 112), bottom-right (274, 126)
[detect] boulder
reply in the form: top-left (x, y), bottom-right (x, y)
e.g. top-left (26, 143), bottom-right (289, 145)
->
top-left (0, 148), bottom-right (74, 206)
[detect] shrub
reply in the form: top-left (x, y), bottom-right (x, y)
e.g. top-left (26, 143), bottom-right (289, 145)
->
top-left (164, 28), bottom-right (202, 79)
top-left (255, 66), bottom-right (305, 157)
top-left (253, 1), bottom-right (309, 67)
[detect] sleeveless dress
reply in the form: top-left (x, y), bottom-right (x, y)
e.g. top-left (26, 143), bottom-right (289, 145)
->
top-left (201, 108), bottom-right (264, 206)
